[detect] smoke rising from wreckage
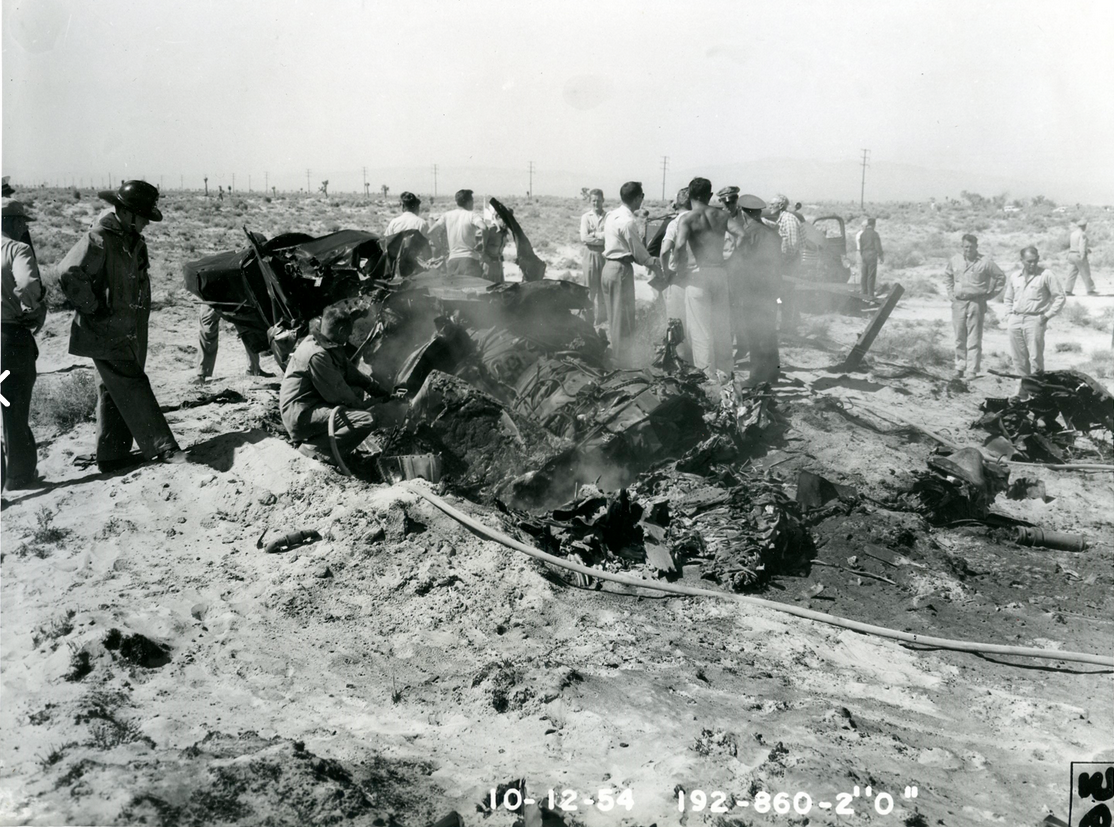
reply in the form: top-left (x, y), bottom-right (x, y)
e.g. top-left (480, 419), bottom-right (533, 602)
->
top-left (1, 189), bottom-right (1112, 826)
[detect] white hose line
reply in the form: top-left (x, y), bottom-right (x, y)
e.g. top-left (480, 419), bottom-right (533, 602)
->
top-left (404, 482), bottom-right (1114, 668)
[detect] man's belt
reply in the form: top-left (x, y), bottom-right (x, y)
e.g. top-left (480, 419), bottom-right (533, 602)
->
top-left (606, 255), bottom-right (635, 265)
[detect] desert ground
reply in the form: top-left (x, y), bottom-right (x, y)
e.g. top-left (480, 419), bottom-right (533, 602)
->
top-left (1, 188), bottom-right (1112, 827)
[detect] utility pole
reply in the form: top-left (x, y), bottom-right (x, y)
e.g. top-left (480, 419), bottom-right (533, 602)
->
top-left (860, 149), bottom-right (870, 209)
top-left (660, 156), bottom-right (669, 201)
top-left (248, 174), bottom-right (251, 192)
top-left (362, 166), bottom-right (367, 198)
top-left (432, 163), bottom-right (438, 197)
top-left (306, 169), bottom-right (311, 194)
top-left (231, 173), bottom-right (235, 193)
top-left (265, 171), bottom-right (269, 193)
top-left (528, 161), bottom-right (535, 197)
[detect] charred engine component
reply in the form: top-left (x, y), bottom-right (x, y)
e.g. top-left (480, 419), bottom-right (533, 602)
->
top-left (973, 370), bottom-right (1114, 463)
top-left (906, 447), bottom-right (1010, 523)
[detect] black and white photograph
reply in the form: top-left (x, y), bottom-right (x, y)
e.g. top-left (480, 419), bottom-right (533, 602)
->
top-left (2, 1), bottom-right (1112, 825)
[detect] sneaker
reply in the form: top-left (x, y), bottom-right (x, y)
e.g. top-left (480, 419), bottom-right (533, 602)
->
top-left (192, 374), bottom-right (209, 385)
top-left (1086, 290), bottom-right (1100, 296)
top-left (951, 370), bottom-right (965, 381)
top-left (247, 367), bottom-right (274, 378)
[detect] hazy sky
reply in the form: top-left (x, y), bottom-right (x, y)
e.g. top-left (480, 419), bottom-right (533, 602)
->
top-left (3, 0), bottom-right (1113, 199)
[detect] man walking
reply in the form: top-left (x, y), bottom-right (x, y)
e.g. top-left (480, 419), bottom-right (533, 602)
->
top-left (674, 178), bottom-right (733, 379)
top-left (58, 180), bottom-right (186, 472)
top-left (428, 189), bottom-right (485, 278)
top-left (1064, 218), bottom-right (1096, 296)
top-left (858, 217), bottom-right (884, 297)
top-left (1004, 246), bottom-right (1065, 392)
top-left (601, 181), bottom-right (660, 367)
top-left (1, 198), bottom-right (47, 490)
top-left (944, 233), bottom-right (1005, 380)
top-left (580, 189), bottom-right (607, 325)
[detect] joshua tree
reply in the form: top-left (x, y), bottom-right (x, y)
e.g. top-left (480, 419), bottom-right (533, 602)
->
top-left (381, 184), bottom-right (389, 198)
top-left (319, 180), bottom-right (329, 197)
top-left (204, 177), bottom-right (209, 197)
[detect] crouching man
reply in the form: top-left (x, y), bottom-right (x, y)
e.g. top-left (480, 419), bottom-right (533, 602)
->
top-left (279, 301), bottom-right (406, 464)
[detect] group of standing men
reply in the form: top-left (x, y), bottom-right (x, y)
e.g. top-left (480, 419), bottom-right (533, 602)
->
top-left (579, 178), bottom-right (804, 383)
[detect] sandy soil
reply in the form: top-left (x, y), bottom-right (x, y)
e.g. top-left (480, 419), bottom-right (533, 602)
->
top-left (1, 193), bottom-right (1112, 827)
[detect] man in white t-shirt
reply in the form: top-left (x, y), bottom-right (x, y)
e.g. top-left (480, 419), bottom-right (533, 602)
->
top-left (385, 192), bottom-right (429, 238)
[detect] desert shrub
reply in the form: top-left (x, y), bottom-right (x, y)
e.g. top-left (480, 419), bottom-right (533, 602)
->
top-left (871, 321), bottom-right (951, 368)
top-left (1059, 302), bottom-right (1111, 330)
top-left (886, 242), bottom-right (925, 269)
top-left (30, 370), bottom-right (97, 433)
top-left (1078, 349), bottom-right (1113, 380)
top-left (1054, 341), bottom-right (1082, 353)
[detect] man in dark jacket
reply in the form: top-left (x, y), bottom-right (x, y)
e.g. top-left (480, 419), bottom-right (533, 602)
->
top-left (58, 181), bottom-right (185, 472)
top-left (858, 217), bottom-right (885, 297)
top-left (2, 198), bottom-right (47, 490)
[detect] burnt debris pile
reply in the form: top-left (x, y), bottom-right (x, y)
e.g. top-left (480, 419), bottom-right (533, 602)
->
top-left (972, 370), bottom-right (1114, 464)
top-left (506, 385), bottom-right (810, 591)
top-left (902, 447), bottom-right (1011, 524)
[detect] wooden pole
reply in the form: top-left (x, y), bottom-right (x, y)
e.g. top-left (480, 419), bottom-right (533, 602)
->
top-left (841, 284), bottom-right (903, 371)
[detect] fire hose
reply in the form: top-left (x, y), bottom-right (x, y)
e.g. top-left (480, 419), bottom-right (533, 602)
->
top-left (404, 482), bottom-right (1113, 668)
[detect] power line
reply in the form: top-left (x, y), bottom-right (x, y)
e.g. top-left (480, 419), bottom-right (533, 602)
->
top-left (860, 149), bottom-right (870, 209)
top-left (661, 156), bottom-right (669, 201)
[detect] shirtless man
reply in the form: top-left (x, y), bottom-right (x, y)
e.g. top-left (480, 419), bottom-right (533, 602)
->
top-left (674, 177), bottom-right (734, 379)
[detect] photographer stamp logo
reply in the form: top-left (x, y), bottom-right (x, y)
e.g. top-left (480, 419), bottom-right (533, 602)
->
top-left (1070, 763), bottom-right (1113, 827)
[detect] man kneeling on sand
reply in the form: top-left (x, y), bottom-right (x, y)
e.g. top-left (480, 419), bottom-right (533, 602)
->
top-left (280, 301), bottom-right (406, 465)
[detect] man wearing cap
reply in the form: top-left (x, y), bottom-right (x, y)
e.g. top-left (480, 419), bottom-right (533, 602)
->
top-left (1003, 246), bottom-right (1065, 393)
top-left (602, 181), bottom-right (661, 367)
top-left (580, 188), bottom-right (608, 325)
top-left (658, 187), bottom-right (694, 364)
top-left (1064, 218), bottom-right (1096, 296)
top-left (674, 178), bottom-right (733, 379)
top-left (858, 217), bottom-right (885, 297)
top-left (728, 194), bottom-right (783, 386)
top-left (2, 198), bottom-right (47, 490)
top-left (385, 192), bottom-right (430, 238)
top-left (428, 189), bottom-right (485, 278)
top-left (944, 234), bottom-right (1005, 380)
top-left (58, 180), bottom-right (186, 472)
top-left (281, 300), bottom-right (405, 465)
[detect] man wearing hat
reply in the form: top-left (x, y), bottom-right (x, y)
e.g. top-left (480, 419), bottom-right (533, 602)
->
top-left (385, 192), bottom-right (430, 238)
top-left (428, 189), bottom-right (486, 278)
top-left (1064, 218), bottom-right (1096, 296)
top-left (58, 180), bottom-right (186, 472)
top-left (2, 198), bottom-right (47, 490)
top-left (728, 194), bottom-right (783, 386)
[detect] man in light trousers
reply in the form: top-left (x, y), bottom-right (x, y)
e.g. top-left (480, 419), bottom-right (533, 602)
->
top-left (1003, 246), bottom-right (1065, 397)
top-left (944, 233), bottom-right (1005, 380)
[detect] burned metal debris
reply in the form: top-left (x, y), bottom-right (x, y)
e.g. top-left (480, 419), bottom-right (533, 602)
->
top-left (973, 370), bottom-right (1114, 464)
top-left (902, 447), bottom-right (1011, 524)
